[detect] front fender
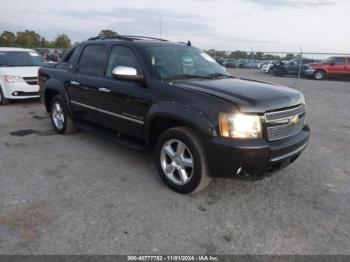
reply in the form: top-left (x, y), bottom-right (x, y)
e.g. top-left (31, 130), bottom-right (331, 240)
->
top-left (145, 101), bottom-right (218, 145)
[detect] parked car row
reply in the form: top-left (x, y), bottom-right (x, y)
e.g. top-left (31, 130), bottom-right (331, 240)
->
top-left (262, 56), bottom-right (350, 80)
top-left (34, 48), bottom-right (70, 62)
top-left (219, 59), bottom-right (263, 69)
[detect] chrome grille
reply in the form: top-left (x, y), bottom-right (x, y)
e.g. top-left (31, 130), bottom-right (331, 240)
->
top-left (265, 104), bottom-right (306, 141)
top-left (265, 104), bottom-right (305, 122)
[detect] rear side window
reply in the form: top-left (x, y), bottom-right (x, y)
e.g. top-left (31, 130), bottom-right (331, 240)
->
top-left (348, 58), bottom-right (350, 64)
top-left (105, 46), bottom-right (142, 78)
top-left (334, 57), bottom-right (345, 65)
top-left (78, 45), bottom-right (107, 77)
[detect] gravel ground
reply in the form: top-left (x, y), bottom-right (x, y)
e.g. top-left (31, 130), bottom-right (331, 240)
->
top-left (0, 69), bottom-right (349, 255)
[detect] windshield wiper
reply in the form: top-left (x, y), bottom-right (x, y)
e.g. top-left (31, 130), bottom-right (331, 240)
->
top-left (208, 73), bottom-right (234, 79)
top-left (165, 74), bottom-right (213, 81)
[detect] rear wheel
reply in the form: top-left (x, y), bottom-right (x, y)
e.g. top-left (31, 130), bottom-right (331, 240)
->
top-left (155, 126), bottom-right (211, 194)
top-left (50, 95), bottom-right (77, 134)
top-left (314, 70), bottom-right (326, 80)
top-left (0, 87), bottom-right (9, 105)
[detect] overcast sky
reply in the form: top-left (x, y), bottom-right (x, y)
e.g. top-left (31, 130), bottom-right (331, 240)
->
top-left (0, 0), bottom-right (349, 53)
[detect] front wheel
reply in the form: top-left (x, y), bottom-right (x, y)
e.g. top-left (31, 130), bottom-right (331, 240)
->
top-left (50, 95), bottom-right (77, 134)
top-left (155, 126), bottom-right (211, 194)
top-left (314, 70), bottom-right (326, 80)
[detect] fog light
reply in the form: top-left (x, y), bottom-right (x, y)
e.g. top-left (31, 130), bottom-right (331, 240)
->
top-left (13, 91), bottom-right (18, 96)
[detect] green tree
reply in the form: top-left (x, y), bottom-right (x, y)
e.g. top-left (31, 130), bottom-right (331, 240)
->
top-left (15, 30), bottom-right (41, 48)
top-left (229, 51), bottom-right (249, 59)
top-left (0, 31), bottom-right (17, 46)
top-left (39, 37), bottom-right (50, 48)
top-left (255, 52), bottom-right (264, 60)
top-left (52, 34), bottom-right (71, 48)
top-left (99, 29), bottom-right (118, 37)
top-left (285, 53), bottom-right (295, 60)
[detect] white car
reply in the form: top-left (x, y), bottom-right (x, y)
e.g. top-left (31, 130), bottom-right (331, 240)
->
top-left (0, 47), bottom-right (44, 105)
top-left (261, 62), bottom-right (275, 73)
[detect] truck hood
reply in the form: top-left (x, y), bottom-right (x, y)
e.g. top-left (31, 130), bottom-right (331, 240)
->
top-left (0, 66), bottom-right (40, 78)
top-left (172, 78), bottom-right (304, 113)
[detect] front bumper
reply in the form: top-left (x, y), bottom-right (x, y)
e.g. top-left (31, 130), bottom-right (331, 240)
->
top-left (303, 69), bottom-right (315, 77)
top-left (1, 82), bottom-right (39, 99)
top-left (206, 125), bottom-right (310, 178)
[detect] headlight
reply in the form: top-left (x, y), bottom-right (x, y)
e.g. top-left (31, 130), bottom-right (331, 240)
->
top-left (4, 75), bottom-right (25, 83)
top-left (219, 113), bottom-right (262, 139)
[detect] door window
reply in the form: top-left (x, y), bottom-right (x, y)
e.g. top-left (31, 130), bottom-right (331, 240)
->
top-left (334, 57), bottom-right (345, 65)
top-left (78, 45), bottom-right (107, 77)
top-left (105, 46), bottom-right (142, 78)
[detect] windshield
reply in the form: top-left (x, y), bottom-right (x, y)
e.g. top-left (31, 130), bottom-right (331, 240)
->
top-left (0, 51), bottom-right (45, 67)
top-left (144, 46), bottom-right (230, 80)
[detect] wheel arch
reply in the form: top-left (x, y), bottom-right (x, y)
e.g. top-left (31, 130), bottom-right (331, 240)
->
top-left (43, 79), bottom-right (72, 115)
top-left (314, 69), bottom-right (327, 79)
top-left (145, 102), bottom-right (217, 148)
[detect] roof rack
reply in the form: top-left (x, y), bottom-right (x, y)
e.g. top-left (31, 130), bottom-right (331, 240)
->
top-left (88, 34), bottom-right (192, 46)
top-left (119, 35), bottom-right (169, 42)
top-left (178, 41), bottom-right (192, 46)
top-left (88, 34), bottom-right (169, 42)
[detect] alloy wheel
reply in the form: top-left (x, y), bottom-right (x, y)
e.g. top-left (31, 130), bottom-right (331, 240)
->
top-left (52, 102), bottom-right (65, 130)
top-left (315, 71), bottom-right (324, 80)
top-left (160, 139), bottom-right (194, 185)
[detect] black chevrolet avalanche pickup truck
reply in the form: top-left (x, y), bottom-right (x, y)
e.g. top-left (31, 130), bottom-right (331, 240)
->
top-left (38, 35), bottom-right (310, 194)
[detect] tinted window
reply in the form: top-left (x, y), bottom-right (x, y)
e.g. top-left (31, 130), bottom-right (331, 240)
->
top-left (78, 45), bottom-right (107, 77)
top-left (0, 51), bottom-right (44, 67)
top-left (105, 46), bottom-right (142, 78)
top-left (334, 57), bottom-right (345, 65)
top-left (348, 58), bottom-right (350, 64)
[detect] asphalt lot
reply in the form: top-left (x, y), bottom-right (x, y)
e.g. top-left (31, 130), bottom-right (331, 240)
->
top-left (0, 69), bottom-right (349, 255)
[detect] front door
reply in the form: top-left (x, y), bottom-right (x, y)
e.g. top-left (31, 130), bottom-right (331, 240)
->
top-left (94, 45), bottom-right (152, 139)
top-left (327, 57), bottom-right (346, 75)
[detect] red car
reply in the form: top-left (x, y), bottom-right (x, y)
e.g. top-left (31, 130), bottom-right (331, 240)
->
top-left (304, 57), bottom-right (350, 80)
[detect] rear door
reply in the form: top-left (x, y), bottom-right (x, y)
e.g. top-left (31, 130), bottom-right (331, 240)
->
top-left (66, 44), bottom-right (108, 123)
top-left (94, 45), bottom-right (152, 139)
top-left (327, 57), bottom-right (346, 75)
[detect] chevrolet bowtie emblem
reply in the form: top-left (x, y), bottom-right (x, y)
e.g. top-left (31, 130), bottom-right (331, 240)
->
top-left (290, 115), bottom-right (300, 125)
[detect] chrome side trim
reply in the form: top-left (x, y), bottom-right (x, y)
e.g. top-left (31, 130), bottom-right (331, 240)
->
top-left (270, 142), bottom-right (308, 162)
top-left (70, 100), bottom-right (95, 110)
top-left (70, 100), bottom-right (144, 125)
top-left (97, 108), bottom-right (144, 124)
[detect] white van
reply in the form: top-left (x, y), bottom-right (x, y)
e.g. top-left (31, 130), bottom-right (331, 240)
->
top-left (0, 47), bottom-right (44, 104)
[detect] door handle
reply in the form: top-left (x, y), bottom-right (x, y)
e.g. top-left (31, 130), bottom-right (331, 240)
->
top-left (98, 87), bottom-right (111, 93)
top-left (70, 80), bottom-right (80, 86)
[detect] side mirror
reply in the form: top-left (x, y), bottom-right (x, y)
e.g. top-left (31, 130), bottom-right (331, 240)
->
top-left (330, 62), bottom-right (335, 66)
top-left (112, 66), bottom-right (144, 82)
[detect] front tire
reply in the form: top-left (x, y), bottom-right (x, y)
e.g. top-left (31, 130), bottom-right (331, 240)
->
top-left (314, 70), bottom-right (326, 80)
top-left (155, 126), bottom-right (211, 194)
top-left (0, 87), bottom-right (9, 105)
top-left (50, 95), bottom-right (77, 134)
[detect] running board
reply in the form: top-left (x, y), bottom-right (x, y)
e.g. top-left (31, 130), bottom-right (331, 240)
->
top-left (77, 121), bottom-right (152, 153)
